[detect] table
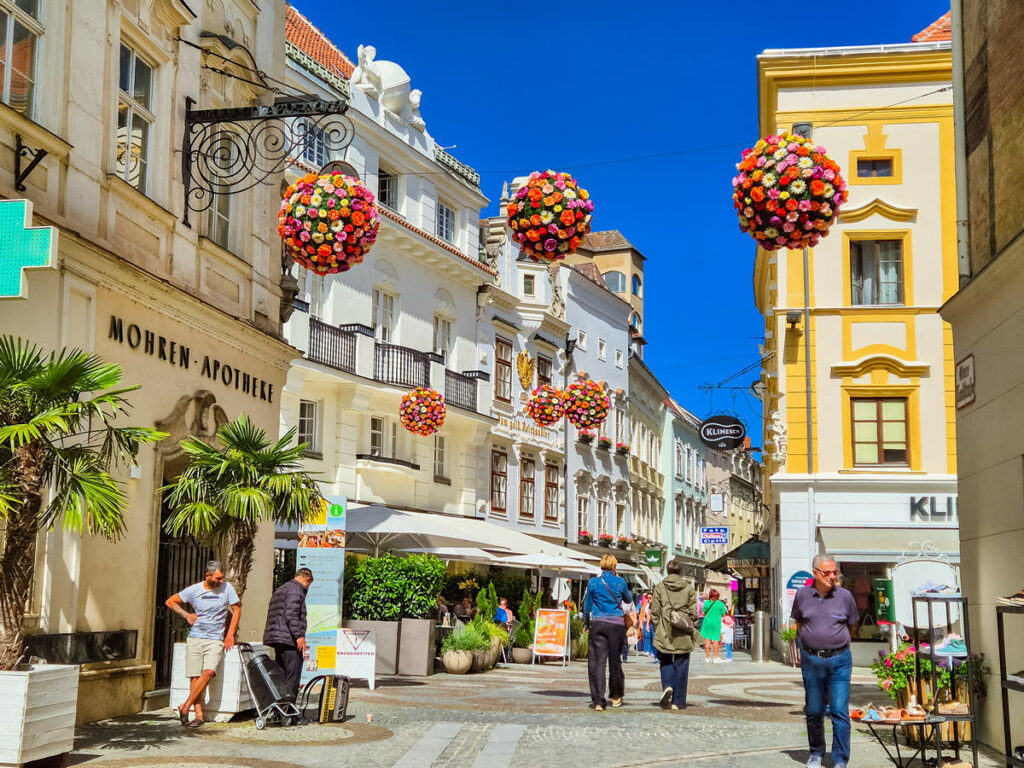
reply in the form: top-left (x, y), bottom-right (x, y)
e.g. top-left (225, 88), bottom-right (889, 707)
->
top-left (856, 720), bottom-right (926, 767)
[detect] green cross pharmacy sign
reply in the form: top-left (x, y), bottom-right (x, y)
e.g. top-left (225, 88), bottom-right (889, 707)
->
top-left (0, 199), bottom-right (56, 299)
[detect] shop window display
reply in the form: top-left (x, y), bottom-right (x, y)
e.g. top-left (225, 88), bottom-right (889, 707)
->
top-left (841, 561), bottom-right (888, 642)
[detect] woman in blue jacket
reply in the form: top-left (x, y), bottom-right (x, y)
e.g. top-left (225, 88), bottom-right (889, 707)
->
top-left (583, 553), bottom-right (635, 711)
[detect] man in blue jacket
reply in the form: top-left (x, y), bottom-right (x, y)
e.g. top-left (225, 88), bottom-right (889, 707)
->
top-left (583, 554), bottom-right (635, 711)
top-left (263, 567), bottom-right (313, 697)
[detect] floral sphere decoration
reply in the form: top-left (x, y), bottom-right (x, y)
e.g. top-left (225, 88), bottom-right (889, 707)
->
top-left (506, 170), bottom-right (594, 262)
top-left (732, 132), bottom-right (847, 251)
top-left (524, 384), bottom-right (565, 427)
top-left (399, 387), bottom-right (447, 436)
top-left (278, 173), bottom-right (380, 274)
top-left (563, 378), bottom-right (611, 430)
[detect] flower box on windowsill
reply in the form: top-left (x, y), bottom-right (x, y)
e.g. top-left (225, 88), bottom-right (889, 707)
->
top-left (597, 536), bottom-right (614, 547)
top-left (616, 538), bottom-right (631, 550)
top-left (578, 533), bottom-right (593, 545)
top-left (615, 443), bottom-right (630, 456)
top-left (579, 431), bottom-right (595, 444)
top-left (597, 438), bottom-right (612, 450)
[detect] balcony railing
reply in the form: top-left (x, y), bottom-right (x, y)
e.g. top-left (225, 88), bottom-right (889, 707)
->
top-left (444, 369), bottom-right (477, 411)
top-left (373, 342), bottom-right (430, 388)
top-left (308, 319), bottom-right (356, 373)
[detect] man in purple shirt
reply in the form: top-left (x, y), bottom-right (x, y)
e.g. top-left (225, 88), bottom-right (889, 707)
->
top-left (790, 554), bottom-right (859, 768)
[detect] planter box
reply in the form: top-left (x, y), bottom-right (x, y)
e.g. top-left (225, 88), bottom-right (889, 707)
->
top-left (169, 643), bottom-right (267, 722)
top-left (398, 618), bottom-right (436, 677)
top-left (578, 537), bottom-right (592, 545)
top-left (0, 664), bottom-right (78, 767)
top-left (344, 620), bottom-right (399, 675)
top-left (511, 647), bottom-right (533, 664)
top-left (597, 540), bottom-right (613, 548)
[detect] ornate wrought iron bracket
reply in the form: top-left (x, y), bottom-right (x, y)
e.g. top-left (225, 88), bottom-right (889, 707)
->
top-left (15, 134), bottom-right (48, 192)
top-left (180, 95), bottom-right (353, 227)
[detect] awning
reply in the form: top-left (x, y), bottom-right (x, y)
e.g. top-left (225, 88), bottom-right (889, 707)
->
top-left (706, 537), bottom-right (769, 577)
top-left (817, 525), bottom-right (960, 563)
top-left (638, 564), bottom-right (663, 588)
top-left (493, 552), bottom-right (600, 576)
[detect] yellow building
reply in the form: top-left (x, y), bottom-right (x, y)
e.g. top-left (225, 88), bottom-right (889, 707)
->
top-left (753, 23), bottom-right (959, 662)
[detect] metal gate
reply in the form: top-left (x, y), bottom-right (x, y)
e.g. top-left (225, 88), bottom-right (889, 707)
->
top-left (152, 500), bottom-right (212, 687)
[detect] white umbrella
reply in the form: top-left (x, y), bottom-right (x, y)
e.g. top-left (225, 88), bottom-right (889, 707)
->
top-left (494, 552), bottom-right (600, 575)
top-left (345, 505), bottom-right (510, 557)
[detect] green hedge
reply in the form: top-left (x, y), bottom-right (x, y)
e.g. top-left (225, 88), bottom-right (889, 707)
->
top-left (345, 553), bottom-right (446, 621)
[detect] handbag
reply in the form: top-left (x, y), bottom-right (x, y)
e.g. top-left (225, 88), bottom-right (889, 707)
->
top-left (666, 589), bottom-right (696, 634)
top-left (598, 575), bottom-right (636, 630)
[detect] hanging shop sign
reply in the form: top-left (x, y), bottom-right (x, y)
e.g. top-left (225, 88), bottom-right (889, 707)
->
top-left (699, 415), bottom-right (746, 450)
top-left (644, 549), bottom-right (663, 569)
top-left (0, 199), bottom-right (56, 300)
top-left (701, 526), bottom-right (729, 545)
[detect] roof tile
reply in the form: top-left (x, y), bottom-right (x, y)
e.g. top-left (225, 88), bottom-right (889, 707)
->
top-left (285, 6), bottom-right (355, 79)
top-left (912, 12), bottom-right (952, 42)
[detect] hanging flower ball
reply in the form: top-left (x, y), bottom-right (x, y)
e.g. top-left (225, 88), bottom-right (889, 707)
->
top-left (277, 173), bottom-right (380, 274)
top-left (563, 379), bottom-right (610, 430)
top-left (399, 387), bottom-right (447, 436)
top-left (506, 170), bottom-right (594, 262)
top-left (524, 384), bottom-right (565, 427)
top-left (732, 133), bottom-right (847, 251)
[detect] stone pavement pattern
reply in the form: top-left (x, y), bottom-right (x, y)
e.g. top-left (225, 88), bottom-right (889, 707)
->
top-left (65, 653), bottom-right (1003, 768)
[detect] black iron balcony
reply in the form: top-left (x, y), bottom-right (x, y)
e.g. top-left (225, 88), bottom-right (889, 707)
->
top-left (373, 342), bottom-right (430, 388)
top-left (308, 318), bottom-right (356, 373)
top-left (444, 369), bottom-right (478, 411)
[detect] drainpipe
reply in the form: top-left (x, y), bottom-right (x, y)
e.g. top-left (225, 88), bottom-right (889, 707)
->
top-left (803, 246), bottom-right (813, 475)
top-left (951, 0), bottom-right (971, 283)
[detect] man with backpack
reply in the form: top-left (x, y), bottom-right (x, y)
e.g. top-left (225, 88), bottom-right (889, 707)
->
top-left (649, 560), bottom-right (699, 709)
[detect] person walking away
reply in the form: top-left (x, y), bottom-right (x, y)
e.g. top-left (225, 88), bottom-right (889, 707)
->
top-left (262, 567), bottom-right (313, 699)
top-left (721, 610), bottom-right (735, 662)
top-left (642, 593), bottom-right (656, 659)
top-left (650, 560), bottom-right (698, 709)
top-left (700, 589), bottom-right (727, 663)
top-left (165, 560), bottom-right (241, 727)
top-left (791, 554), bottom-right (858, 768)
top-left (583, 554), bottom-right (634, 711)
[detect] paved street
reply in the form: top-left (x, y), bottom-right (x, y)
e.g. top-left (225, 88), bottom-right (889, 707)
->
top-left (65, 653), bottom-right (1002, 768)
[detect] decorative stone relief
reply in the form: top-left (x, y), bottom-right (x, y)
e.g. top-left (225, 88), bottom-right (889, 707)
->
top-left (767, 409), bottom-right (787, 467)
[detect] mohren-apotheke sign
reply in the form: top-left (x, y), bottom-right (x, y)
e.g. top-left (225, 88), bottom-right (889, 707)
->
top-left (699, 415), bottom-right (746, 450)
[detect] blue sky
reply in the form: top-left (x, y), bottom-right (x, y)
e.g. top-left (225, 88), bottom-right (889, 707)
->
top-left (293, 0), bottom-right (950, 440)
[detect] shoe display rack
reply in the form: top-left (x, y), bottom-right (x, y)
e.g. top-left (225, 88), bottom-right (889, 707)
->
top-left (997, 603), bottom-right (1024, 768)
top-left (911, 593), bottom-right (979, 768)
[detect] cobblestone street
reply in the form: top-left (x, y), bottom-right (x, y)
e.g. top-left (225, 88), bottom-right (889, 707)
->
top-left (65, 653), bottom-right (1003, 768)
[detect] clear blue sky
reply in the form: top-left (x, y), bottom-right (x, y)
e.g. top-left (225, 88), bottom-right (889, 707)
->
top-left (293, 0), bottom-right (950, 439)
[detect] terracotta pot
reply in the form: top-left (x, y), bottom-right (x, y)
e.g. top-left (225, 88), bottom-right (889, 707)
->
top-left (512, 647), bottom-right (533, 664)
top-left (471, 649), bottom-right (490, 673)
top-left (442, 650), bottom-right (472, 674)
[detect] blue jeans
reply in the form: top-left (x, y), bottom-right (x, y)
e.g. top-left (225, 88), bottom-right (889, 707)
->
top-left (801, 648), bottom-right (852, 765)
top-left (656, 650), bottom-right (690, 707)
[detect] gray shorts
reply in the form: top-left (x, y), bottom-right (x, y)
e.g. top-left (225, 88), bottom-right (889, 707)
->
top-left (185, 637), bottom-right (224, 678)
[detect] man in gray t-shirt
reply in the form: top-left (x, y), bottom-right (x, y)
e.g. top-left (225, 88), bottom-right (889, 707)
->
top-left (165, 560), bottom-right (241, 727)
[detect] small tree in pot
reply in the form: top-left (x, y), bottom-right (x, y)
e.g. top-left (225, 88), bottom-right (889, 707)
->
top-left (512, 589), bottom-right (540, 663)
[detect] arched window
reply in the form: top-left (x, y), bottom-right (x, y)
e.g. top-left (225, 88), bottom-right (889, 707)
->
top-left (629, 312), bottom-right (641, 330)
top-left (603, 271), bottom-right (627, 293)
top-left (631, 274), bottom-right (642, 297)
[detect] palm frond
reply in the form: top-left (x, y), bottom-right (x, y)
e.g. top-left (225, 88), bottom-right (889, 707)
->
top-left (42, 446), bottom-right (128, 538)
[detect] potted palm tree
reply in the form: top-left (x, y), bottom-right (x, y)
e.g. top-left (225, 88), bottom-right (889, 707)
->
top-left (0, 337), bottom-right (164, 765)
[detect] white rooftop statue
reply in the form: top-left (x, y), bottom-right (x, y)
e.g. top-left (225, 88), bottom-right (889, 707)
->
top-left (351, 43), bottom-right (424, 130)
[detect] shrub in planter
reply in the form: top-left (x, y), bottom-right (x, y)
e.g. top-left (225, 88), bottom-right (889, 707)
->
top-left (346, 553), bottom-right (446, 621)
top-left (442, 624), bottom-right (488, 674)
top-left (513, 589), bottom-right (540, 649)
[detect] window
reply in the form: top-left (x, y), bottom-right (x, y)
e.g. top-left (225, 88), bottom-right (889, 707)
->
top-left (207, 136), bottom-right (233, 249)
top-left (433, 315), bottom-right (453, 361)
top-left (686, 446), bottom-right (694, 483)
top-left (537, 355), bottom-right (552, 388)
top-left (615, 406), bottom-right (626, 445)
top-left (629, 312), bottom-right (641, 331)
top-left (490, 450), bottom-right (508, 512)
top-left (851, 239), bottom-right (903, 305)
top-left (615, 349), bottom-right (624, 368)
top-left (597, 339), bottom-right (607, 361)
top-left (544, 464), bottom-right (559, 521)
top-left (856, 158), bottom-right (893, 178)
top-left (372, 288), bottom-right (396, 342)
top-left (298, 400), bottom-right (320, 453)
top-left (302, 122), bottom-right (328, 167)
top-left (603, 271), bottom-right (627, 293)
top-left (577, 495), bottom-right (589, 533)
top-left (631, 274), bottom-right (642, 297)
top-left (523, 274), bottom-right (535, 296)
top-left (0, 0), bottom-right (38, 116)
top-left (852, 397), bottom-right (908, 466)
top-left (519, 458), bottom-right (535, 520)
top-left (615, 504), bottom-right (625, 536)
top-left (370, 416), bottom-right (385, 457)
top-left (116, 43), bottom-right (154, 191)
top-left (576, 330), bottom-right (587, 351)
top-left (495, 337), bottom-right (512, 402)
top-left (309, 273), bottom-right (325, 321)
top-left (434, 434), bottom-right (448, 479)
top-left (674, 440), bottom-right (683, 478)
top-left (675, 500), bottom-right (683, 550)
top-left (378, 168), bottom-right (398, 210)
top-left (436, 201), bottom-right (456, 243)
top-left (597, 499), bottom-right (609, 535)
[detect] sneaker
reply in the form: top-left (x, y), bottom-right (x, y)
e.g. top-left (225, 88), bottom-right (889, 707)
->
top-left (997, 589), bottom-right (1024, 606)
top-left (934, 634), bottom-right (967, 655)
top-left (806, 756), bottom-right (822, 768)
top-left (659, 687), bottom-right (673, 709)
top-left (1007, 670), bottom-right (1024, 685)
top-left (591, 704), bottom-right (604, 712)
top-left (610, 697), bottom-right (622, 708)
top-left (670, 704), bottom-right (682, 710)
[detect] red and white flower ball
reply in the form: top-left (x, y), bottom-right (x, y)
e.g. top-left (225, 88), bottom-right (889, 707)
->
top-left (277, 173), bottom-right (380, 274)
top-left (563, 379), bottom-right (610, 430)
top-left (399, 387), bottom-right (447, 436)
top-left (506, 170), bottom-right (593, 262)
top-left (732, 133), bottom-right (847, 251)
top-left (524, 384), bottom-right (565, 427)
